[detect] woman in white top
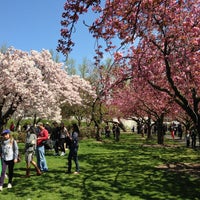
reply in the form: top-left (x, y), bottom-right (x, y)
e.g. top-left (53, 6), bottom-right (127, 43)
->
top-left (0, 129), bottom-right (19, 191)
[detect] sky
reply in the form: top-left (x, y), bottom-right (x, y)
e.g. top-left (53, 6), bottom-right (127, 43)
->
top-left (0, 0), bottom-right (98, 66)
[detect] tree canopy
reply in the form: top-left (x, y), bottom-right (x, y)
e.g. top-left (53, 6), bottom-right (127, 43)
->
top-left (58, 0), bottom-right (200, 139)
top-left (0, 48), bottom-right (96, 129)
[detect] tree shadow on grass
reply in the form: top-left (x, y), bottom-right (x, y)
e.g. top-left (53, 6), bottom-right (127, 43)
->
top-left (2, 138), bottom-right (199, 200)
top-left (79, 153), bottom-right (200, 200)
top-left (77, 141), bottom-right (200, 200)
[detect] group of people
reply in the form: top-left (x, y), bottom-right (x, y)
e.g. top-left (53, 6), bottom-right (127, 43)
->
top-left (50, 121), bottom-right (69, 156)
top-left (186, 129), bottom-right (197, 148)
top-left (104, 123), bottom-right (121, 141)
top-left (0, 121), bottom-right (80, 191)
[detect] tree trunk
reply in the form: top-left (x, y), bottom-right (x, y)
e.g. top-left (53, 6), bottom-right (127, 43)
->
top-left (117, 117), bottom-right (126, 132)
top-left (196, 117), bottom-right (200, 146)
top-left (15, 116), bottom-right (23, 132)
top-left (157, 114), bottom-right (164, 145)
top-left (146, 117), bottom-right (152, 139)
top-left (94, 122), bottom-right (101, 141)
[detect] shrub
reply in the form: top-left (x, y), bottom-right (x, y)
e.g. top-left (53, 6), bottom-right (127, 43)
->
top-left (11, 131), bottom-right (26, 143)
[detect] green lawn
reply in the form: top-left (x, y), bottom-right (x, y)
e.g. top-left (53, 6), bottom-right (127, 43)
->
top-left (0, 133), bottom-right (199, 200)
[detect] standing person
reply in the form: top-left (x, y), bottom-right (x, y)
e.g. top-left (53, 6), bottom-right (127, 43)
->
top-left (36, 122), bottom-right (49, 172)
top-left (169, 124), bottom-right (175, 140)
top-left (105, 123), bottom-right (111, 138)
top-left (131, 125), bottom-right (135, 133)
top-left (177, 124), bottom-right (183, 140)
top-left (24, 126), bottom-right (41, 177)
top-left (50, 121), bottom-right (60, 156)
top-left (191, 130), bottom-right (197, 148)
top-left (10, 122), bottom-right (15, 132)
top-left (112, 124), bottom-right (116, 139)
top-left (44, 122), bottom-right (52, 135)
top-left (186, 130), bottom-right (191, 147)
top-left (59, 122), bottom-right (68, 156)
top-left (66, 123), bottom-right (80, 174)
top-left (115, 124), bottom-right (121, 142)
top-left (0, 129), bottom-right (19, 191)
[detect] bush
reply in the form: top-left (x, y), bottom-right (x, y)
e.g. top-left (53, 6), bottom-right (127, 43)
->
top-left (79, 126), bottom-right (96, 138)
top-left (11, 131), bottom-right (26, 143)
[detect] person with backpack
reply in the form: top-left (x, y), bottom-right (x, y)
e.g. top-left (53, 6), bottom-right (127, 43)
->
top-left (24, 126), bottom-right (42, 177)
top-left (0, 129), bottom-right (19, 191)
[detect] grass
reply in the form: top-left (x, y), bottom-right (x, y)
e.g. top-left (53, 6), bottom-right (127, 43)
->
top-left (0, 132), bottom-right (199, 200)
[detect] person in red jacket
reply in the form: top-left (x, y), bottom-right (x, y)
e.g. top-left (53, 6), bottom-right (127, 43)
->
top-left (36, 122), bottom-right (49, 172)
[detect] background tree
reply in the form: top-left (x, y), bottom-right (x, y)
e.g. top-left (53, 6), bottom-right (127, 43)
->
top-left (65, 58), bottom-right (77, 75)
top-left (61, 56), bottom-right (116, 139)
top-left (0, 47), bottom-right (95, 130)
top-left (58, 0), bottom-right (200, 144)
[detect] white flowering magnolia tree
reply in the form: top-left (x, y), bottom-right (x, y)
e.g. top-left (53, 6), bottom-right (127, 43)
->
top-left (0, 48), bottom-right (96, 129)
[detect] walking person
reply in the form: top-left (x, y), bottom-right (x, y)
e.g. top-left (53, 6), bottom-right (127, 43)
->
top-left (0, 129), bottom-right (19, 191)
top-left (36, 122), bottom-right (49, 172)
top-left (24, 126), bottom-right (41, 177)
top-left (66, 123), bottom-right (80, 174)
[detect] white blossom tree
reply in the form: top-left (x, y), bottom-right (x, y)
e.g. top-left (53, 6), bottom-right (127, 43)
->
top-left (0, 47), bottom-right (96, 129)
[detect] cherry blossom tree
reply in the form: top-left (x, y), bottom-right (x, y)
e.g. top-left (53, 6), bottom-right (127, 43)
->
top-left (105, 65), bottom-right (175, 143)
top-left (59, 0), bottom-right (200, 143)
top-left (0, 48), bottom-right (95, 130)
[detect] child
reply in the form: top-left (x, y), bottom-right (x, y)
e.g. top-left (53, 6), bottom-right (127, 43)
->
top-left (25, 126), bottom-right (42, 177)
top-left (0, 129), bottom-right (19, 191)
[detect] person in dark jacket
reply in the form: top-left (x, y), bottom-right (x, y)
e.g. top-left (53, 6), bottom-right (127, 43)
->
top-left (115, 124), bottom-right (121, 142)
top-left (191, 130), bottom-right (197, 148)
top-left (50, 122), bottom-right (60, 156)
top-left (66, 123), bottom-right (80, 174)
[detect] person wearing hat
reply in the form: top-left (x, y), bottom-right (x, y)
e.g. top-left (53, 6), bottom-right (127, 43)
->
top-left (0, 129), bottom-right (19, 191)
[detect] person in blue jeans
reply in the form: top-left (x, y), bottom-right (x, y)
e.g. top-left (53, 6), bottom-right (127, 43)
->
top-left (36, 122), bottom-right (48, 172)
top-left (66, 123), bottom-right (80, 174)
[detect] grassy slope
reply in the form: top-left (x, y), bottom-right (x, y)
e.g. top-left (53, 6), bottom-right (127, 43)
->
top-left (0, 132), bottom-right (199, 200)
